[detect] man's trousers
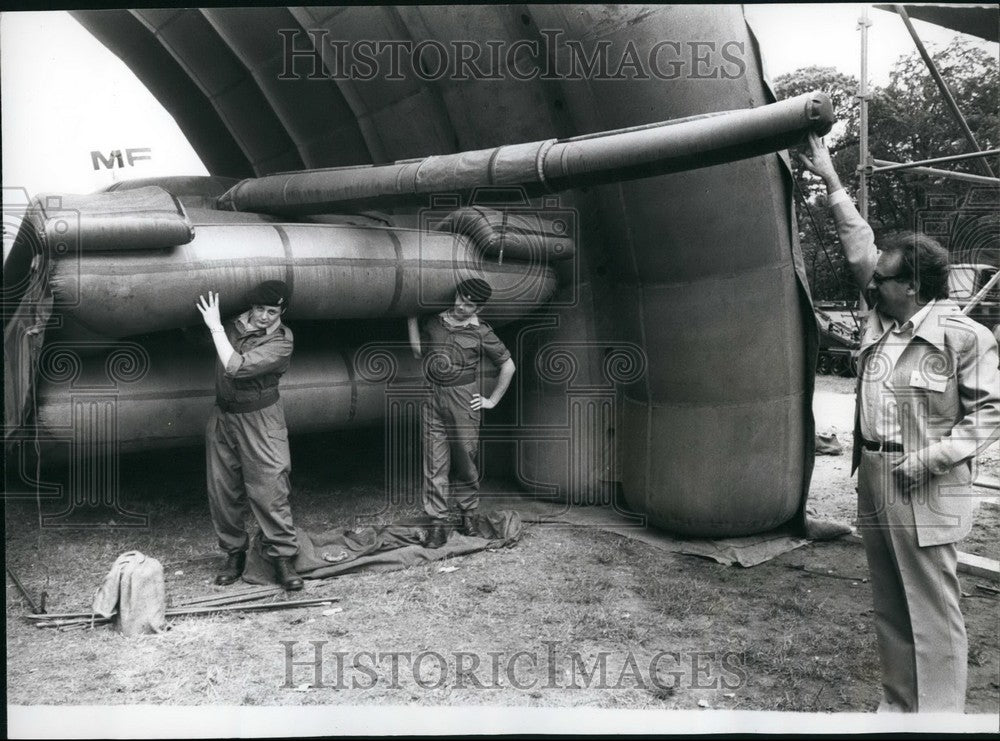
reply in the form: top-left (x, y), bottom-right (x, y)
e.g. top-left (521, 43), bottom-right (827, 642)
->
top-left (206, 401), bottom-right (298, 558)
top-left (857, 448), bottom-right (967, 712)
top-left (422, 381), bottom-right (481, 520)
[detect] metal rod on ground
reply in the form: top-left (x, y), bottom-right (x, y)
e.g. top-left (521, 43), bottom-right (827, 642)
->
top-left (166, 597), bottom-right (337, 618)
top-left (59, 623), bottom-right (94, 632)
top-left (33, 596), bottom-right (341, 628)
top-left (36, 588), bottom-right (287, 617)
top-left (27, 610), bottom-right (109, 621)
top-left (6, 566), bottom-right (41, 614)
top-left (174, 586), bottom-right (285, 607)
top-left (175, 590), bottom-right (286, 609)
top-left (35, 618), bottom-right (99, 628)
top-left (28, 586), bottom-right (300, 619)
top-left (36, 616), bottom-right (111, 629)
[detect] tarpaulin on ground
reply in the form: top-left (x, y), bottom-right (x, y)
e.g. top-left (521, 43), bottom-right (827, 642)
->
top-left (512, 499), bottom-right (851, 568)
top-left (242, 510), bottom-right (522, 585)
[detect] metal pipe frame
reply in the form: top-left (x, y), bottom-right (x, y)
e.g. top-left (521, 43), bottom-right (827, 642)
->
top-left (894, 4), bottom-right (997, 178)
top-left (871, 149), bottom-right (1000, 173)
top-left (871, 158), bottom-right (1000, 186)
top-left (858, 7), bottom-right (873, 220)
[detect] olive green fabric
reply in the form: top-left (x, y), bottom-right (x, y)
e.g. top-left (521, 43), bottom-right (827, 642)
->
top-left (241, 510), bottom-right (522, 584)
top-left (92, 551), bottom-right (167, 636)
top-left (206, 402), bottom-right (297, 558)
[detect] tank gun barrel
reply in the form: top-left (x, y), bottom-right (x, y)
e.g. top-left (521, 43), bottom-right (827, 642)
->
top-left (218, 92), bottom-right (833, 216)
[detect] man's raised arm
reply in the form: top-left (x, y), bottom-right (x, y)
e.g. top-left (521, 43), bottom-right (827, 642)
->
top-left (799, 132), bottom-right (877, 289)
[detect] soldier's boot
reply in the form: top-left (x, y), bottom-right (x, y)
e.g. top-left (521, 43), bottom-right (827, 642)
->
top-left (214, 551), bottom-right (246, 586)
top-left (275, 556), bottom-right (304, 591)
top-left (426, 520), bottom-right (449, 549)
top-left (459, 514), bottom-right (477, 537)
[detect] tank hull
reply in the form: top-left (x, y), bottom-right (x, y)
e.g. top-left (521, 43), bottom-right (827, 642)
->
top-left (32, 339), bottom-right (425, 453)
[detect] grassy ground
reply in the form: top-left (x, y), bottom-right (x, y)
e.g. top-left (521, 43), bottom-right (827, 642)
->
top-left (5, 412), bottom-right (999, 713)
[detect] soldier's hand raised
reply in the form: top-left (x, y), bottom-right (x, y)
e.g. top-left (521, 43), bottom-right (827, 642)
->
top-left (197, 291), bottom-right (224, 332)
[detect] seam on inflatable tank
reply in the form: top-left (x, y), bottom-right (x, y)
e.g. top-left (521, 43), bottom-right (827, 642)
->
top-left (340, 346), bottom-right (358, 422)
top-left (272, 224), bottom-right (295, 300)
top-left (385, 229), bottom-right (405, 314)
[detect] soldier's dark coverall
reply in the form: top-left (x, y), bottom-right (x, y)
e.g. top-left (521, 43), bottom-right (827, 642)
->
top-left (206, 312), bottom-right (298, 558)
top-left (419, 313), bottom-right (511, 520)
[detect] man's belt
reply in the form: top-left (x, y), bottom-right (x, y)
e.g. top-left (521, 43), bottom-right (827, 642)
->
top-left (430, 373), bottom-right (477, 388)
top-left (216, 392), bottom-right (278, 414)
top-left (861, 438), bottom-right (903, 453)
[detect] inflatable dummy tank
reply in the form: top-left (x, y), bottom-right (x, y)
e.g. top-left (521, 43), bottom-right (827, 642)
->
top-left (4, 6), bottom-right (831, 537)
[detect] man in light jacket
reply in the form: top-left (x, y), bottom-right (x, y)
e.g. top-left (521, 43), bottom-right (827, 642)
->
top-left (801, 133), bottom-right (1000, 712)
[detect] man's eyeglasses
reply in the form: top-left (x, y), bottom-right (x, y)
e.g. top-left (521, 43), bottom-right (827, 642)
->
top-left (870, 272), bottom-right (908, 286)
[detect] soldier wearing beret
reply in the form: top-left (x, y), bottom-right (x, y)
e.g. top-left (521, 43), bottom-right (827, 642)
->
top-left (408, 278), bottom-right (516, 548)
top-left (196, 280), bottom-right (303, 590)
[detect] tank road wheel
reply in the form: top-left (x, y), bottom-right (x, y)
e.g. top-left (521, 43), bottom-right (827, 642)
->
top-left (817, 354), bottom-right (832, 375)
top-left (848, 355), bottom-right (859, 377)
top-left (831, 355), bottom-right (848, 376)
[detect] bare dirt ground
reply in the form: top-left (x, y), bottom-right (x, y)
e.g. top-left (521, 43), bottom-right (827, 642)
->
top-left (5, 375), bottom-right (999, 718)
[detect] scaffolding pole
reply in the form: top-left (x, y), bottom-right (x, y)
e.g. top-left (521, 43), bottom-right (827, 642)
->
top-left (858, 6), bottom-right (873, 220)
top-left (873, 147), bottom-right (1000, 170)
top-left (894, 4), bottom-right (997, 178)
top-left (871, 159), bottom-right (1000, 186)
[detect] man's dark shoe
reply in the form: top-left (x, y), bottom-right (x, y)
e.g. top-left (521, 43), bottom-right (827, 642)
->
top-left (459, 514), bottom-right (477, 537)
top-left (214, 551), bottom-right (246, 586)
top-left (426, 521), bottom-right (448, 549)
top-left (275, 556), bottom-right (304, 591)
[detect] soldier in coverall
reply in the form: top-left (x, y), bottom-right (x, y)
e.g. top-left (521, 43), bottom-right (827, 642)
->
top-left (196, 280), bottom-right (303, 591)
top-left (407, 278), bottom-right (516, 547)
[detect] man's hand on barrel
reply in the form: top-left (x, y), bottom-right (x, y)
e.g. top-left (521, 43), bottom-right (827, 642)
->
top-left (798, 132), bottom-right (842, 191)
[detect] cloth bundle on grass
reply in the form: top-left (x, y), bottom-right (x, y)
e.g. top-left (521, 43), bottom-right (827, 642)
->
top-left (242, 510), bottom-right (522, 584)
top-left (92, 551), bottom-right (167, 635)
top-left (815, 432), bottom-right (844, 456)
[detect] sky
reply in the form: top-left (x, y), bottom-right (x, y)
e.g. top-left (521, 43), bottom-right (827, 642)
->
top-left (743, 3), bottom-right (995, 87)
top-left (1, 5), bottom-right (996, 201)
top-left (1, 11), bottom-right (208, 200)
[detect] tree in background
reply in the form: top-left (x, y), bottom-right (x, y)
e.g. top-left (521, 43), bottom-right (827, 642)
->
top-left (774, 65), bottom-right (860, 302)
top-left (776, 38), bottom-right (999, 302)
